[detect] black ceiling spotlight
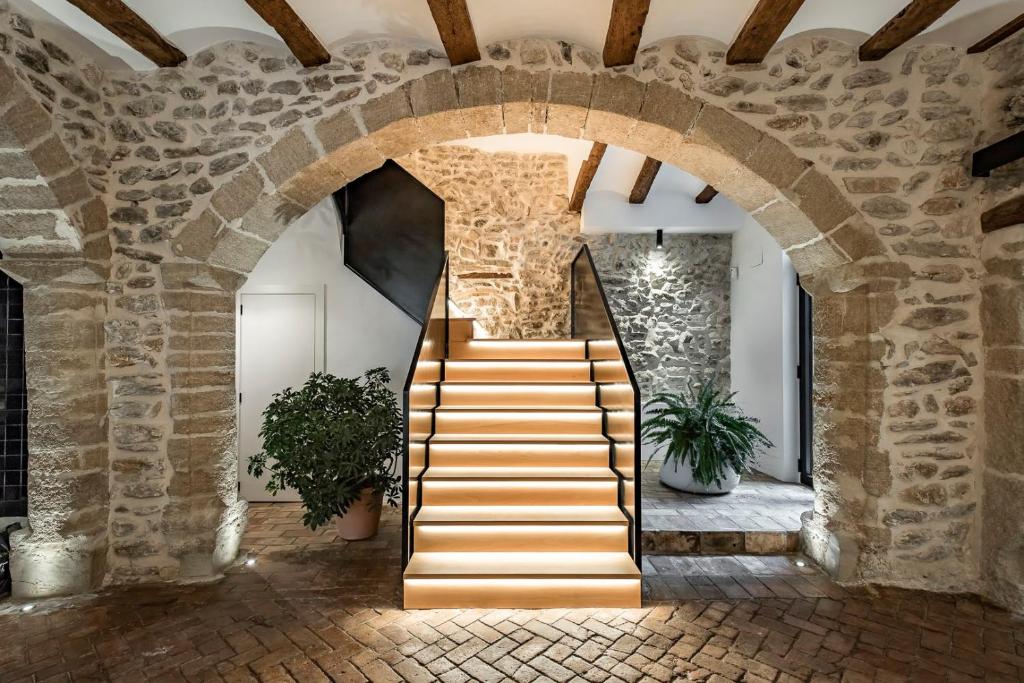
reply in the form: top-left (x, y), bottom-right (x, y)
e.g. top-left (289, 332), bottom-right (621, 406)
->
top-left (656, 229), bottom-right (664, 250)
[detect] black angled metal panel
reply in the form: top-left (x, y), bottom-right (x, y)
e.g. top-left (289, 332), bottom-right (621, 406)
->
top-left (334, 160), bottom-right (445, 324)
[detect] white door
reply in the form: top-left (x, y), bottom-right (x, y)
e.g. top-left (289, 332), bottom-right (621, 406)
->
top-left (238, 287), bottom-right (324, 502)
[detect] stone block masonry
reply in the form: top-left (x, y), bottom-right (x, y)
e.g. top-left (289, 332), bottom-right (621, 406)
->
top-left (398, 145), bottom-right (582, 339)
top-left (587, 233), bottom-right (732, 395)
top-left (399, 146), bottom-right (732, 399)
top-left (0, 0), bottom-right (1018, 613)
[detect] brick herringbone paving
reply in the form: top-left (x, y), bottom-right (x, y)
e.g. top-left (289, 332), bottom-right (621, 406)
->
top-left (1, 504), bottom-right (1022, 682)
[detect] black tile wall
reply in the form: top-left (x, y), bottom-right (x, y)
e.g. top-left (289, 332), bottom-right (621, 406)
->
top-left (0, 270), bottom-right (27, 518)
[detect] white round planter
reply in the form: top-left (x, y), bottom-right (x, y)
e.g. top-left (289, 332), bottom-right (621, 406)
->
top-left (659, 458), bottom-right (741, 495)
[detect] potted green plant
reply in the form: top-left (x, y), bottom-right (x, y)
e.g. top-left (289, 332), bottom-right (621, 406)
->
top-left (248, 367), bottom-right (402, 540)
top-left (641, 381), bottom-right (773, 494)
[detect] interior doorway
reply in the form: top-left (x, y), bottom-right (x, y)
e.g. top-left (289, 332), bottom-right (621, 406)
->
top-left (237, 286), bottom-right (325, 502)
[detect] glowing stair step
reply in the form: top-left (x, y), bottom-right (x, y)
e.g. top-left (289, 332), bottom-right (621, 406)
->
top-left (413, 505), bottom-right (628, 524)
top-left (449, 339), bottom-right (587, 360)
top-left (423, 466), bottom-right (617, 480)
top-left (413, 506), bottom-right (628, 552)
top-left (420, 475), bottom-right (619, 506)
top-left (444, 360), bottom-right (592, 383)
top-left (433, 409), bottom-right (603, 435)
top-left (427, 440), bottom-right (611, 467)
top-left (403, 552), bottom-right (641, 608)
top-left (439, 382), bottom-right (598, 408)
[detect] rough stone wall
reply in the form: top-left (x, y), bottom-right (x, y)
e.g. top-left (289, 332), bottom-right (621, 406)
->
top-left (0, 0), bottom-right (1019, 609)
top-left (587, 233), bottom-right (732, 395)
top-left (398, 145), bottom-right (582, 338)
top-left (978, 34), bottom-right (1024, 613)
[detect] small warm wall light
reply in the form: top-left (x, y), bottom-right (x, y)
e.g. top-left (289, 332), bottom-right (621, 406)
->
top-left (656, 229), bottom-right (664, 250)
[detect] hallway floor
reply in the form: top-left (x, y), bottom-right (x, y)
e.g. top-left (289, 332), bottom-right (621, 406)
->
top-left (1, 503), bottom-right (1021, 682)
top-left (641, 468), bottom-right (814, 555)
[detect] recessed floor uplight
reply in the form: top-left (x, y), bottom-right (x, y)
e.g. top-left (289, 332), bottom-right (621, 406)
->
top-left (21, 604), bottom-right (34, 613)
top-left (795, 560), bottom-right (806, 567)
top-left (245, 558), bottom-right (257, 567)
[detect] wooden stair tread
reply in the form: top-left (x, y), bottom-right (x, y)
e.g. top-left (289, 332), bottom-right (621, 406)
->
top-left (429, 434), bottom-right (609, 443)
top-left (434, 406), bottom-right (602, 412)
top-left (445, 359), bottom-right (591, 364)
top-left (404, 552), bottom-right (641, 579)
top-left (441, 381), bottom-right (598, 386)
top-left (414, 506), bottom-right (628, 524)
top-left (422, 467), bottom-right (618, 480)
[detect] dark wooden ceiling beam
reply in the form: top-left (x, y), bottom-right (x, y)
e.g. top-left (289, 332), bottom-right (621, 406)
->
top-left (569, 143), bottom-right (607, 213)
top-left (425, 0), bottom-right (480, 66)
top-left (972, 130), bottom-right (1024, 177)
top-left (968, 12), bottom-right (1024, 54)
top-left (695, 185), bottom-right (719, 204)
top-left (243, 0), bottom-right (329, 67)
top-left (859, 0), bottom-right (962, 62)
top-left (726, 0), bottom-right (806, 65)
top-left (628, 157), bottom-right (661, 204)
top-left (65, 0), bottom-right (185, 67)
top-left (981, 195), bottom-right (1024, 234)
top-left (603, 0), bottom-right (652, 67)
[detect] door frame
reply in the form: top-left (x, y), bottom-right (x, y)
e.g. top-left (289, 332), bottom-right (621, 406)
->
top-left (796, 277), bottom-right (813, 488)
top-left (236, 284), bottom-right (327, 498)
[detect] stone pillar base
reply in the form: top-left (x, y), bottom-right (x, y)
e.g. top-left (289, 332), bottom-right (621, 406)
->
top-left (212, 499), bottom-right (248, 573)
top-left (9, 529), bottom-right (104, 599)
top-left (800, 510), bottom-right (860, 583)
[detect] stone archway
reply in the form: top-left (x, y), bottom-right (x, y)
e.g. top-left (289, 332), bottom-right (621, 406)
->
top-left (0, 16), bottom-right (995, 604)
top-left (170, 64), bottom-right (894, 586)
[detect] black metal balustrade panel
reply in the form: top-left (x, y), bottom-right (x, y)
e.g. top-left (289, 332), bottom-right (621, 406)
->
top-left (334, 160), bottom-right (445, 324)
top-left (0, 269), bottom-right (27, 518)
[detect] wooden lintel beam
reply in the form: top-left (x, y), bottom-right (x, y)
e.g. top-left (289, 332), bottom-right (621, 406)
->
top-left (425, 0), bottom-right (480, 66)
top-left (972, 130), bottom-right (1024, 178)
top-left (65, 0), bottom-right (185, 67)
top-left (243, 0), bottom-right (329, 67)
top-left (603, 0), bottom-right (652, 67)
top-left (628, 158), bottom-right (662, 204)
top-left (981, 195), bottom-right (1024, 234)
top-left (859, 0), bottom-right (961, 62)
top-left (968, 12), bottom-right (1024, 54)
top-left (569, 143), bottom-right (608, 213)
top-left (695, 185), bottom-right (719, 204)
top-left (726, 0), bottom-right (806, 65)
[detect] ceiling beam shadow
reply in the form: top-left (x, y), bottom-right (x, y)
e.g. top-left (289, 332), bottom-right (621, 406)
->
top-left (972, 130), bottom-right (1024, 178)
top-left (967, 12), bottom-right (1024, 54)
top-left (726, 0), bottom-right (806, 65)
top-left (981, 194), bottom-right (1024, 234)
top-left (628, 157), bottom-right (662, 204)
top-left (859, 0), bottom-right (962, 62)
top-left (603, 0), bottom-right (652, 67)
top-left (695, 185), bottom-right (719, 204)
top-left (65, 0), bottom-right (185, 67)
top-left (425, 0), bottom-right (480, 66)
top-left (569, 143), bottom-right (608, 213)
top-left (243, 0), bottom-right (329, 67)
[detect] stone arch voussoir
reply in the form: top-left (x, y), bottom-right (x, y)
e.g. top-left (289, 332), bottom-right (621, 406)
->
top-left (168, 57), bottom-right (901, 587)
top-left (194, 63), bottom-right (885, 289)
top-left (0, 61), bottom-right (106, 261)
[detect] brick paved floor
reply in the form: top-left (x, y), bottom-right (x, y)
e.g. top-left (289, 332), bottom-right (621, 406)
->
top-left (642, 469), bottom-right (814, 533)
top-left (1, 503), bottom-right (1022, 682)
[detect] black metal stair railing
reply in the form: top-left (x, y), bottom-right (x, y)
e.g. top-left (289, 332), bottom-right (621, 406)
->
top-left (569, 245), bottom-right (642, 569)
top-left (401, 254), bottom-right (449, 570)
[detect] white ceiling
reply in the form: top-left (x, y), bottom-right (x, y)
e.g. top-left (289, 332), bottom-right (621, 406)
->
top-left (22, 0), bottom-right (1024, 71)
top-left (447, 134), bottom-right (748, 235)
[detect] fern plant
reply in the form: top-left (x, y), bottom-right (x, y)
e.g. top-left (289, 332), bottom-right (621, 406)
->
top-left (641, 381), bottom-right (773, 488)
top-left (248, 368), bottom-right (402, 530)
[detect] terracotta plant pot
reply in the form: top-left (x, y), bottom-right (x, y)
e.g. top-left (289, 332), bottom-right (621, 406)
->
top-left (335, 487), bottom-right (384, 540)
top-left (659, 458), bottom-right (741, 495)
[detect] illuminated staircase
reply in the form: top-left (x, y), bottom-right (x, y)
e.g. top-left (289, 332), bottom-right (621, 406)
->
top-left (404, 327), bottom-right (641, 608)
